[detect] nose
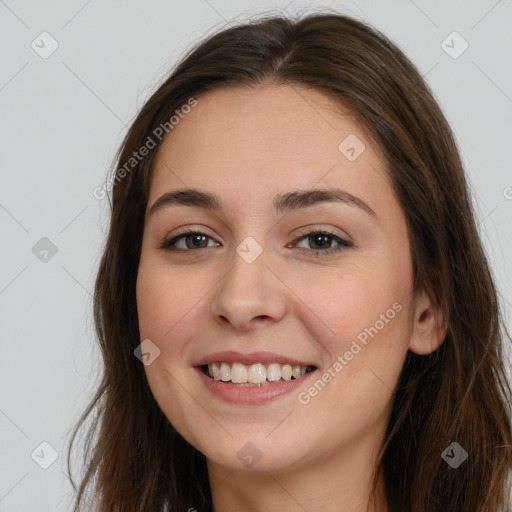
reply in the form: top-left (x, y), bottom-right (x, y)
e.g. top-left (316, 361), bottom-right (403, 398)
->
top-left (210, 245), bottom-right (288, 332)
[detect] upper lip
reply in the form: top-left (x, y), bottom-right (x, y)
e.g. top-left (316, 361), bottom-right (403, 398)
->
top-left (192, 350), bottom-right (317, 368)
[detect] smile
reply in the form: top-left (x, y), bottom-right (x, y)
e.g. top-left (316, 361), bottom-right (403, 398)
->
top-left (203, 362), bottom-right (316, 386)
top-left (193, 351), bottom-right (319, 404)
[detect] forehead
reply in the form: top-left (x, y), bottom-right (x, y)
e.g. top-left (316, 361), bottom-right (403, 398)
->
top-left (149, 84), bottom-right (393, 212)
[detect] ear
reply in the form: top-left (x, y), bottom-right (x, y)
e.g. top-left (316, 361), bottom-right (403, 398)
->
top-left (408, 289), bottom-right (447, 355)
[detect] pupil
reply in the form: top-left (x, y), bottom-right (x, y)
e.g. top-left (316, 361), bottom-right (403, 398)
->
top-left (189, 234), bottom-right (206, 249)
top-left (312, 234), bottom-right (330, 249)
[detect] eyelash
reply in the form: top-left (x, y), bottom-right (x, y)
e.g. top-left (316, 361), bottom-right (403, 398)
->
top-left (158, 228), bottom-right (353, 257)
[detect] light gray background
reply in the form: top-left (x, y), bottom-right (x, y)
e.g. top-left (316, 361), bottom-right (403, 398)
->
top-left (1, 0), bottom-right (511, 510)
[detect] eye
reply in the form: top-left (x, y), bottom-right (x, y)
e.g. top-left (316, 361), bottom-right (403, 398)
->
top-left (159, 228), bottom-right (353, 256)
top-left (291, 230), bottom-right (353, 256)
top-left (159, 228), bottom-right (219, 251)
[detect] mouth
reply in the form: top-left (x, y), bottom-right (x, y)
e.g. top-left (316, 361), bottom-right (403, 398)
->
top-left (193, 350), bottom-right (319, 404)
top-left (200, 362), bottom-right (317, 387)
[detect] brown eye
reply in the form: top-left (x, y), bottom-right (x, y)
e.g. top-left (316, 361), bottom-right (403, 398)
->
top-left (307, 233), bottom-right (333, 250)
top-left (293, 230), bottom-right (352, 256)
top-left (160, 231), bottom-right (219, 251)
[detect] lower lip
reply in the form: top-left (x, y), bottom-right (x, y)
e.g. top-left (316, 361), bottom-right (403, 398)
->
top-left (195, 367), bottom-right (318, 405)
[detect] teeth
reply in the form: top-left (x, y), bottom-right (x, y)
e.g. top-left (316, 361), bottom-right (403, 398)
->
top-left (207, 361), bottom-right (312, 384)
top-left (231, 362), bottom-right (247, 383)
top-left (211, 362), bottom-right (221, 380)
top-left (292, 365), bottom-right (302, 379)
top-left (220, 362), bottom-right (231, 382)
top-left (267, 363), bottom-right (281, 382)
top-left (281, 364), bottom-right (292, 381)
top-left (248, 363), bottom-right (266, 383)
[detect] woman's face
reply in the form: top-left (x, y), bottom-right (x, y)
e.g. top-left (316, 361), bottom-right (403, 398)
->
top-left (136, 84), bottom-right (442, 475)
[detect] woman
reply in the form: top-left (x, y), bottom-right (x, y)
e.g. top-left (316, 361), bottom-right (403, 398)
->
top-left (68, 11), bottom-right (512, 512)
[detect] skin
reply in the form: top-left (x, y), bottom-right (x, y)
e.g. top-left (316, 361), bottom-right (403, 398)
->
top-left (136, 84), bottom-right (446, 512)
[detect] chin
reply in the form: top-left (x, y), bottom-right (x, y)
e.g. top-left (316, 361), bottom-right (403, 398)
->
top-left (199, 431), bottom-right (310, 473)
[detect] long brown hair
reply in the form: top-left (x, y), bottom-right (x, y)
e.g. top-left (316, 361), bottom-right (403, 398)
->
top-left (67, 10), bottom-right (512, 511)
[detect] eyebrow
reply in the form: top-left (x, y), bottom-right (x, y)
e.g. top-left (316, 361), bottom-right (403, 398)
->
top-left (147, 188), bottom-right (377, 218)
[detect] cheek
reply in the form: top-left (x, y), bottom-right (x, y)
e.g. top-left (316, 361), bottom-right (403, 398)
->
top-left (297, 264), bottom-right (411, 411)
top-left (300, 267), bottom-right (408, 356)
top-left (136, 258), bottom-right (204, 343)
top-left (136, 260), bottom-right (211, 447)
